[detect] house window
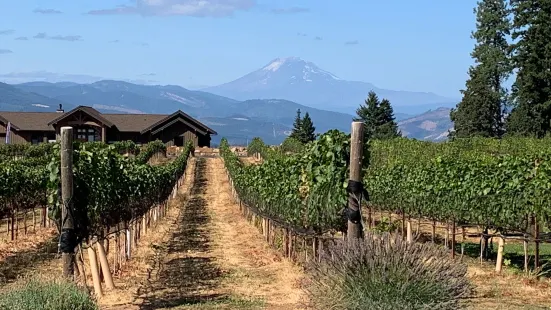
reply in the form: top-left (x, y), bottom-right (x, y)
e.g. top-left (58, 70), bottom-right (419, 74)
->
top-left (31, 134), bottom-right (40, 145)
top-left (76, 128), bottom-right (98, 142)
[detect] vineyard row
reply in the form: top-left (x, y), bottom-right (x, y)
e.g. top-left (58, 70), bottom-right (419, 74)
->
top-left (0, 140), bottom-right (191, 243)
top-left (222, 134), bottom-right (551, 237)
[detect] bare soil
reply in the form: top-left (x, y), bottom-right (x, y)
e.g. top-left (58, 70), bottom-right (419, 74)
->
top-left (100, 157), bottom-right (306, 309)
top-left (0, 209), bottom-right (58, 285)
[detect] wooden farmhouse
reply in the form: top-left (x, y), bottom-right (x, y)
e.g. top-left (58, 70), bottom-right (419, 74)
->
top-left (0, 105), bottom-right (217, 147)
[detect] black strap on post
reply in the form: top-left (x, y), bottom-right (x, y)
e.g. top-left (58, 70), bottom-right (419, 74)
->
top-left (346, 180), bottom-right (363, 224)
top-left (59, 228), bottom-right (77, 253)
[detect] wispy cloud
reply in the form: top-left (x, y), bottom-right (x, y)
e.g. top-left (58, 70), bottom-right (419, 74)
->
top-left (33, 8), bottom-right (63, 14)
top-left (314, 36), bottom-right (323, 41)
top-left (33, 33), bottom-right (47, 39)
top-left (109, 39), bottom-right (121, 43)
top-left (271, 7), bottom-right (309, 14)
top-left (297, 32), bottom-right (307, 37)
top-left (88, 5), bottom-right (136, 15)
top-left (50, 35), bottom-right (82, 41)
top-left (140, 73), bottom-right (157, 76)
top-left (15, 36), bottom-right (28, 40)
top-left (0, 29), bottom-right (15, 35)
top-left (33, 32), bottom-right (82, 41)
top-left (0, 49), bottom-right (13, 54)
top-left (87, 0), bottom-right (256, 17)
top-left (345, 40), bottom-right (359, 45)
top-left (134, 42), bottom-right (149, 47)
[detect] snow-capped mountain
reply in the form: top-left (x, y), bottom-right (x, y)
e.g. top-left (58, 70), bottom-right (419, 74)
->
top-left (203, 57), bottom-right (458, 115)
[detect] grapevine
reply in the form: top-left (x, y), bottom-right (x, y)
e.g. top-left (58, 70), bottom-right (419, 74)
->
top-left (1, 139), bottom-right (193, 242)
top-left (222, 133), bottom-right (551, 235)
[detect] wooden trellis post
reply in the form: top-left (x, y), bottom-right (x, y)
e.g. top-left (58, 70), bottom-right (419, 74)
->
top-left (60, 126), bottom-right (76, 279)
top-left (347, 121), bottom-right (365, 241)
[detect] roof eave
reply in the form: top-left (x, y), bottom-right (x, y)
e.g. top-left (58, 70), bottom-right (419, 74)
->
top-left (47, 106), bottom-right (115, 127)
top-left (0, 115), bottom-right (21, 130)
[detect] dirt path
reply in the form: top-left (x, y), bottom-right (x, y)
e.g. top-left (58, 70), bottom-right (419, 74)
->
top-left (102, 157), bottom-right (306, 310)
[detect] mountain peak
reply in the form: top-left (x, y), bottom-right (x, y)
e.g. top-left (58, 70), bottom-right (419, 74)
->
top-left (257, 57), bottom-right (341, 83)
top-left (262, 57), bottom-right (303, 71)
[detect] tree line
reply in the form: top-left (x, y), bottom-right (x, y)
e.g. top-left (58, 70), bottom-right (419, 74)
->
top-left (290, 0), bottom-right (551, 144)
top-left (451, 0), bottom-right (551, 138)
top-left (288, 93), bottom-right (401, 145)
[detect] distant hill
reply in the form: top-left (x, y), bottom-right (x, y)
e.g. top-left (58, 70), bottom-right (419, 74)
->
top-left (199, 115), bottom-right (292, 146)
top-left (203, 57), bottom-right (458, 115)
top-left (398, 107), bottom-right (453, 141)
top-left (4, 80), bottom-right (353, 143)
top-left (2, 79), bottom-right (453, 143)
top-left (13, 80), bottom-right (240, 116)
top-left (0, 82), bottom-right (75, 112)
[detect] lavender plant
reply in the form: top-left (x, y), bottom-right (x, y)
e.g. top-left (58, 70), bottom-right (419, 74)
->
top-left (305, 232), bottom-right (471, 310)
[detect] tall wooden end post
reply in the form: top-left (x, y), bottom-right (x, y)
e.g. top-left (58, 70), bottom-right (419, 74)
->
top-left (347, 121), bottom-right (365, 241)
top-left (61, 127), bottom-right (76, 279)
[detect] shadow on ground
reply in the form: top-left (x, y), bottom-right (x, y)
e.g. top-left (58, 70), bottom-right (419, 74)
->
top-left (139, 159), bottom-right (229, 309)
top-left (0, 235), bottom-right (59, 284)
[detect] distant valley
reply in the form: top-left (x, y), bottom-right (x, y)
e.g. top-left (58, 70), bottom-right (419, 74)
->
top-left (0, 57), bottom-right (455, 144)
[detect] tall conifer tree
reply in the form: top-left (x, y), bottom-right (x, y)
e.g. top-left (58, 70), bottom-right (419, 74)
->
top-left (300, 112), bottom-right (316, 142)
top-left (290, 109), bottom-right (302, 140)
top-left (376, 99), bottom-right (401, 139)
top-left (450, 0), bottom-right (511, 138)
top-left (355, 90), bottom-right (400, 141)
top-left (505, 0), bottom-right (551, 137)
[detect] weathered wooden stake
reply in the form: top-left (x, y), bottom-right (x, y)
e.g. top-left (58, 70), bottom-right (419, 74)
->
top-left (460, 226), bottom-right (465, 261)
top-left (451, 221), bottom-right (456, 258)
top-left (96, 242), bottom-right (115, 289)
top-left (406, 219), bottom-right (413, 243)
top-left (126, 227), bottom-right (132, 260)
top-left (32, 209), bottom-right (36, 232)
top-left (87, 244), bottom-right (103, 297)
top-left (431, 220), bottom-right (436, 243)
top-left (495, 235), bottom-right (505, 273)
top-left (24, 211), bottom-right (28, 235)
top-left (347, 121), bottom-right (364, 241)
top-left (522, 234), bottom-right (528, 273)
top-left (61, 126), bottom-right (76, 279)
top-left (534, 217), bottom-right (540, 269)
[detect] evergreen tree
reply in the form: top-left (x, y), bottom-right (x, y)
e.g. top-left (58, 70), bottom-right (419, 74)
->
top-left (505, 0), bottom-right (551, 137)
top-left (290, 109), bottom-right (302, 140)
top-left (450, 0), bottom-right (510, 138)
top-left (375, 99), bottom-right (401, 139)
top-left (355, 90), bottom-right (400, 140)
top-left (300, 112), bottom-right (316, 142)
top-left (355, 91), bottom-right (381, 141)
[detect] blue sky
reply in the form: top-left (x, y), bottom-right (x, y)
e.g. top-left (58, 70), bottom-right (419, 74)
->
top-left (0, 0), bottom-right (479, 97)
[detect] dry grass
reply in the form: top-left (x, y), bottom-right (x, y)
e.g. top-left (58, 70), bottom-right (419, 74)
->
top-left (203, 158), bottom-right (306, 309)
top-left (98, 159), bottom-right (198, 309)
top-left (100, 157), bottom-right (306, 310)
top-left (368, 210), bottom-right (551, 309)
top-left (463, 260), bottom-right (551, 309)
top-left (0, 224), bottom-right (58, 285)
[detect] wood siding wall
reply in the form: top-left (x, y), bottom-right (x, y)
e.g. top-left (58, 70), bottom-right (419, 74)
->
top-left (0, 129), bottom-right (31, 145)
top-left (152, 121), bottom-right (201, 148)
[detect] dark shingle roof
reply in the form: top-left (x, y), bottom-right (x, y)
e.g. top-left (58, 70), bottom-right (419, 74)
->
top-left (102, 114), bottom-right (166, 132)
top-left (0, 111), bottom-right (59, 131)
